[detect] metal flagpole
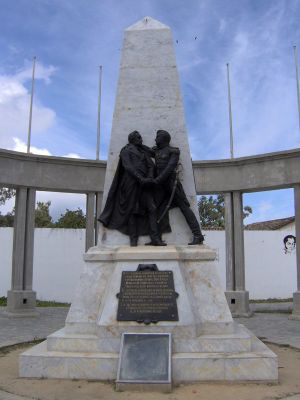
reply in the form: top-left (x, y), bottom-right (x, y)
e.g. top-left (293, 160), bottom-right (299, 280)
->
top-left (96, 65), bottom-right (102, 160)
top-left (27, 56), bottom-right (36, 153)
top-left (226, 63), bottom-right (234, 159)
top-left (293, 46), bottom-right (300, 133)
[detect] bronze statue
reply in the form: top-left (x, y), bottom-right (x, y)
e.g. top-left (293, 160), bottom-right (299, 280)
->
top-left (150, 130), bottom-right (204, 245)
top-left (98, 131), bottom-right (166, 247)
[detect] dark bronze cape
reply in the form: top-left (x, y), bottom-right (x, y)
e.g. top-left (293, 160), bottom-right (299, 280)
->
top-left (98, 145), bottom-right (171, 237)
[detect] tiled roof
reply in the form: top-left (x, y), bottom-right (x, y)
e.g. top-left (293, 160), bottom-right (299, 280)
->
top-left (245, 217), bottom-right (295, 231)
top-left (202, 226), bottom-right (225, 231)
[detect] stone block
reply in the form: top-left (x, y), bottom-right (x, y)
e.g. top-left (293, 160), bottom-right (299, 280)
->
top-left (7, 290), bottom-right (37, 316)
top-left (20, 341), bottom-right (119, 380)
top-left (290, 291), bottom-right (300, 319)
top-left (225, 290), bottom-right (252, 317)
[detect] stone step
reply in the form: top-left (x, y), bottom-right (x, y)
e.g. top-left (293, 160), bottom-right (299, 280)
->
top-left (47, 328), bottom-right (252, 353)
top-left (173, 333), bottom-right (251, 353)
top-left (20, 337), bottom-right (277, 382)
top-left (47, 329), bottom-right (121, 353)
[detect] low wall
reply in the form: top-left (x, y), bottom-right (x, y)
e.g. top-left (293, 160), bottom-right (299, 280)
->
top-left (0, 228), bottom-right (297, 302)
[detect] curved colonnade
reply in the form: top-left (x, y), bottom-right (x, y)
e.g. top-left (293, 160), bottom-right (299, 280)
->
top-left (1, 147), bottom-right (300, 317)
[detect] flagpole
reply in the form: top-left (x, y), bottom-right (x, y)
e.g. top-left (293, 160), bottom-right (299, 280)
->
top-left (96, 65), bottom-right (102, 160)
top-left (226, 63), bottom-right (234, 159)
top-left (293, 46), bottom-right (300, 133)
top-left (27, 56), bottom-right (36, 153)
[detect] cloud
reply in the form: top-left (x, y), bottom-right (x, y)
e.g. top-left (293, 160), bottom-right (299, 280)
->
top-left (16, 60), bottom-right (58, 85)
top-left (63, 153), bottom-right (81, 159)
top-left (12, 137), bottom-right (51, 155)
top-left (11, 137), bottom-right (81, 159)
top-left (0, 62), bottom-right (57, 149)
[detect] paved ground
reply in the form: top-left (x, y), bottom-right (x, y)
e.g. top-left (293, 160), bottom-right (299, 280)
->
top-left (0, 306), bottom-right (299, 400)
top-left (0, 307), bottom-right (68, 348)
top-left (1, 305), bottom-right (299, 349)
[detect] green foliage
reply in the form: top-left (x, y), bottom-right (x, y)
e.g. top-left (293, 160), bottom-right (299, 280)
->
top-left (0, 297), bottom-right (70, 307)
top-left (198, 194), bottom-right (252, 228)
top-left (0, 188), bottom-right (15, 206)
top-left (0, 296), bottom-right (7, 306)
top-left (0, 194), bottom-right (87, 229)
top-left (55, 208), bottom-right (86, 228)
top-left (36, 299), bottom-right (70, 307)
top-left (198, 195), bottom-right (225, 228)
top-left (0, 211), bottom-right (14, 227)
top-left (35, 201), bottom-right (53, 228)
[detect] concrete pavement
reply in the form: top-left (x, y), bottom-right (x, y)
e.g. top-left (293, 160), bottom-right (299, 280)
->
top-left (0, 306), bottom-right (300, 400)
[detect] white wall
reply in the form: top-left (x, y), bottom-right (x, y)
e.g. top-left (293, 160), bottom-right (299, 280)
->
top-left (0, 228), bottom-right (297, 302)
top-left (0, 228), bottom-right (85, 302)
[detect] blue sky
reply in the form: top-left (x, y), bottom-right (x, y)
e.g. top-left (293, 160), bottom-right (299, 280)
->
top-left (0, 0), bottom-right (299, 222)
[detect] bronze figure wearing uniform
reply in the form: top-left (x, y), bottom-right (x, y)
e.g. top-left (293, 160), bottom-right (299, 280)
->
top-left (151, 130), bottom-right (204, 245)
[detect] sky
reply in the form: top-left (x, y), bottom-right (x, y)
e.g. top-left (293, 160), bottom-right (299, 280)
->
top-left (0, 0), bottom-right (299, 222)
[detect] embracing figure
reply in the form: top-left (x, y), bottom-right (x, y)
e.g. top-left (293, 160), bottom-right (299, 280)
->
top-left (98, 130), bottom-right (166, 247)
top-left (99, 129), bottom-right (204, 246)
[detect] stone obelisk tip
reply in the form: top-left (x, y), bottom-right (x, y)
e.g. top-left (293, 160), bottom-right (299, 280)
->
top-left (126, 16), bottom-right (170, 31)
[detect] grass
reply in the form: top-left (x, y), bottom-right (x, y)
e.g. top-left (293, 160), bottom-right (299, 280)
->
top-left (0, 297), bottom-right (70, 307)
top-left (250, 298), bottom-right (293, 303)
top-left (0, 296), bottom-right (293, 307)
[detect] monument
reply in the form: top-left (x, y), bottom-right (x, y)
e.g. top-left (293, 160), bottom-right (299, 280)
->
top-left (19, 17), bottom-right (278, 388)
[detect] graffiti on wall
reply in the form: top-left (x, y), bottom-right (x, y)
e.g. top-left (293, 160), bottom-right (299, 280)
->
top-left (283, 235), bottom-right (296, 254)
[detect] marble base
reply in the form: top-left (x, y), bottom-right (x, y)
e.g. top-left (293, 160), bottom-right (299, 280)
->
top-left (20, 245), bottom-right (278, 383)
top-left (20, 325), bottom-right (277, 382)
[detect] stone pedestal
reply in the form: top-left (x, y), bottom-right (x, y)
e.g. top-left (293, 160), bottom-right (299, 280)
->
top-left (19, 16), bottom-right (278, 386)
top-left (290, 291), bottom-right (300, 320)
top-left (225, 290), bottom-right (252, 318)
top-left (20, 245), bottom-right (277, 382)
top-left (6, 290), bottom-right (37, 317)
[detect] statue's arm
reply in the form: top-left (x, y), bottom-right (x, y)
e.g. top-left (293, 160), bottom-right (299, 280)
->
top-left (141, 144), bottom-right (155, 157)
top-left (120, 149), bottom-right (144, 182)
top-left (146, 156), bottom-right (155, 178)
top-left (155, 150), bottom-right (179, 184)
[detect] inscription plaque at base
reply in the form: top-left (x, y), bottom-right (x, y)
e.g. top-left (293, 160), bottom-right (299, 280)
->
top-left (117, 333), bottom-right (171, 384)
top-left (117, 270), bottom-right (178, 323)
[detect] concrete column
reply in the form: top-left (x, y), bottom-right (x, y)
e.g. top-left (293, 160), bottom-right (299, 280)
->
top-left (224, 192), bottom-right (235, 291)
top-left (225, 191), bottom-right (251, 317)
top-left (95, 191), bottom-right (103, 245)
top-left (7, 187), bottom-right (37, 315)
top-left (233, 191), bottom-right (245, 291)
top-left (85, 192), bottom-right (96, 252)
top-left (24, 188), bottom-right (36, 290)
top-left (290, 184), bottom-right (300, 319)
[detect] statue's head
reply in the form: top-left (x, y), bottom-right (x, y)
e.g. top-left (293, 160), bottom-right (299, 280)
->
top-left (128, 130), bottom-right (142, 146)
top-left (156, 130), bottom-right (171, 148)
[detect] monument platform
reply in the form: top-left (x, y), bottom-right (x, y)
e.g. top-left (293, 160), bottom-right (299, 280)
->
top-left (20, 245), bottom-right (278, 383)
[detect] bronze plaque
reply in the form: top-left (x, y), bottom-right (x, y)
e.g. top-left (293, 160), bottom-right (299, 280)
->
top-left (117, 270), bottom-right (178, 324)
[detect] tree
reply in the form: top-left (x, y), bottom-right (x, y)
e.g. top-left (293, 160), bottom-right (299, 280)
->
top-left (0, 188), bottom-right (15, 206)
top-left (0, 211), bottom-right (14, 227)
top-left (35, 201), bottom-right (53, 227)
top-left (198, 194), bottom-right (252, 228)
top-left (55, 208), bottom-right (86, 228)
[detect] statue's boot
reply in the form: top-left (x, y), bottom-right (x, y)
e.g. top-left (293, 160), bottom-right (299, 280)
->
top-left (146, 213), bottom-right (167, 246)
top-left (130, 236), bottom-right (138, 247)
top-left (179, 203), bottom-right (205, 245)
top-left (128, 216), bottom-right (138, 246)
top-left (146, 237), bottom-right (167, 246)
top-left (188, 234), bottom-right (205, 245)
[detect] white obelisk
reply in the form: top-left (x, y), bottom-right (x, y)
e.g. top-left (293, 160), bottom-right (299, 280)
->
top-left (99, 16), bottom-right (199, 247)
